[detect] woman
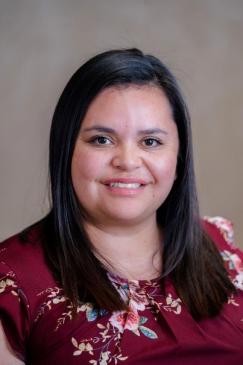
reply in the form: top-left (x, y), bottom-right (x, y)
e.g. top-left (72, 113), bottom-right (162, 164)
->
top-left (0, 49), bottom-right (242, 364)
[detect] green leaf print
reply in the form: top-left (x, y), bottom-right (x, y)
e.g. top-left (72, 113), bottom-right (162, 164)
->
top-left (139, 325), bottom-right (158, 339)
top-left (139, 316), bottom-right (148, 325)
top-left (86, 308), bottom-right (98, 322)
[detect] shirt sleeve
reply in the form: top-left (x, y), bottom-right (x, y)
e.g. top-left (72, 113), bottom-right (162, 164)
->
top-left (0, 260), bottom-right (30, 362)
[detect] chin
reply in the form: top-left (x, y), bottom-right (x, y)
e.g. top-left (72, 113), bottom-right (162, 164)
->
top-left (102, 209), bottom-right (156, 227)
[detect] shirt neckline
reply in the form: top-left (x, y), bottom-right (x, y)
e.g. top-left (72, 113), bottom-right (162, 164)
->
top-left (107, 271), bottom-right (162, 287)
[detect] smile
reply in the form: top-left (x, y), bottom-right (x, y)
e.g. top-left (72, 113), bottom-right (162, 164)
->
top-left (109, 182), bottom-right (141, 189)
top-left (102, 179), bottom-right (147, 196)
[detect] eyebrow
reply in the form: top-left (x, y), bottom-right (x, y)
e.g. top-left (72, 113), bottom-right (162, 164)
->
top-left (82, 126), bottom-right (115, 133)
top-left (82, 125), bottom-right (168, 135)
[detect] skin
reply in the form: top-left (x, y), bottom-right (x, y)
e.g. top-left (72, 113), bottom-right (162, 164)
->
top-left (72, 85), bottom-right (179, 280)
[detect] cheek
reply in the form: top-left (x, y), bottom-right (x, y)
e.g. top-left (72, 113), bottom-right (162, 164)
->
top-left (152, 155), bottom-right (178, 183)
top-left (71, 152), bottom-right (99, 206)
top-left (71, 149), bottom-right (105, 183)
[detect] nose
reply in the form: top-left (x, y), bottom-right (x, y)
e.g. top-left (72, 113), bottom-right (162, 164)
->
top-left (111, 144), bottom-right (142, 171)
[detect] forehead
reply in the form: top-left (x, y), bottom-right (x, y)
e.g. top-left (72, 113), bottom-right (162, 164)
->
top-left (80, 85), bottom-right (174, 130)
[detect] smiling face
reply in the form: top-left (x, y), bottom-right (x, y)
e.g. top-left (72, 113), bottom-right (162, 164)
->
top-left (71, 85), bottom-right (179, 228)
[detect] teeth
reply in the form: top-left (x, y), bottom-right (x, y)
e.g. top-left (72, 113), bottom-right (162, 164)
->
top-left (110, 182), bottom-right (141, 189)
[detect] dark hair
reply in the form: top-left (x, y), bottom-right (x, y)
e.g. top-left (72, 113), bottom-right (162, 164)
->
top-left (41, 48), bottom-right (235, 319)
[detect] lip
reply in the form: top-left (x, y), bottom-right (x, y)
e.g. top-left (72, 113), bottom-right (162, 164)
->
top-left (101, 178), bottom-right (148, 196)
top-left (102, 178), bottom-right (148, 185)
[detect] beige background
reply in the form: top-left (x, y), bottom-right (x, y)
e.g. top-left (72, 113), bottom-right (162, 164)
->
top-left (0, 0), bottom-right (242, 247)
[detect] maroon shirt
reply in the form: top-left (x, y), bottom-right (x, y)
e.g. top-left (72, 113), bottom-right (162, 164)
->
top-left (0, 217), bottom-right (243, 364)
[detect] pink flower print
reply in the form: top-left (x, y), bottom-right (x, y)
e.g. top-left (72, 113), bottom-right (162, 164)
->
top-left (109, 283), bottom-right (149, 335)
top-left (230, 253), bottom-right (243, 273)
top-left (109, 308), bottom-right (141, 335)
top-left (124, 310), bottom-right (141, 334)
top-left (233, 273), bottom-right (243, 290)
top-left (108, 274), bottom-right (159, 337)
top-left (223, 250), bottom-right (243, 273)
top-left (109, 310), bottom-right (127, 333)
top-left (204, 216), bottom-right (234, 246)
top-left (128, 282), bottom-right (149, 311)
top-left (221, 250), bottom-right (243, 273)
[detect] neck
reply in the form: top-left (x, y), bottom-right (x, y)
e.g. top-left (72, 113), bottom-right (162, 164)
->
top-left (84, 218), bottom-right (163, 281)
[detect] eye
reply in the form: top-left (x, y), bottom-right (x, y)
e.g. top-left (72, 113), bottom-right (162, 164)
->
top-left (142, 138), bottom-right (162, 147)
top-left (89, 135), bottom-right (113, 145)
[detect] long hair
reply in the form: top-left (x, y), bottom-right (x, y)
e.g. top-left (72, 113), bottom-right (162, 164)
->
top-left (39, 49), bottom-right (234, 319)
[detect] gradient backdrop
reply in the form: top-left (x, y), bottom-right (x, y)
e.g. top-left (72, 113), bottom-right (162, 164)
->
top-left (0, 0), bottom-right (242, 247)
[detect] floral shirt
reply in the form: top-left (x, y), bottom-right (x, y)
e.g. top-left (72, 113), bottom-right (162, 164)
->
top-left (0, 217), bottom-right (243, 365)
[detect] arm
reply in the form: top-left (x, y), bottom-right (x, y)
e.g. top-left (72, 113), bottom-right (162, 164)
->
top-left (0, 321), bottom-right (24, 365)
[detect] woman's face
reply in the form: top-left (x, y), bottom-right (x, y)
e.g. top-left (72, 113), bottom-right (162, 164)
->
top-left (71, 85), bottom-right (179, 228)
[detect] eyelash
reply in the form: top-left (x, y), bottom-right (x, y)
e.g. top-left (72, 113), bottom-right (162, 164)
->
top-left (89, 135), bottom-right (113, 145)
top-left (142, 138), bottom-right (162, 147)
top-left (88, 135), bottom-right (163, 147)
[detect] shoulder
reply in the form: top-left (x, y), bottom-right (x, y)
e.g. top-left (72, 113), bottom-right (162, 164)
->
top-left (0, 223), bottom-right (58, 359)
top-left (203, 216), bottom-right (235, 248)
top-left (202, 216), bottom-right (243, 290)
top-left (0, 223), bottom-right (56, 314)
top-left (0, 225), bottom-right (43, 271)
